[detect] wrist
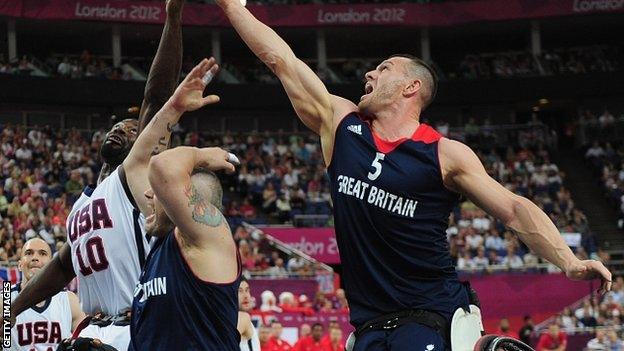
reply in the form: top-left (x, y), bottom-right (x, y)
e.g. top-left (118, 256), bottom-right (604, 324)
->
top-left (163, 99), bottom-right (186, 117)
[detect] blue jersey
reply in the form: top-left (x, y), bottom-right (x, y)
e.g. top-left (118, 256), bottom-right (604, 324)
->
top-left (327, 113), bottom-right (469, 328)
top-left (130, 231), bottom-right (241, 350)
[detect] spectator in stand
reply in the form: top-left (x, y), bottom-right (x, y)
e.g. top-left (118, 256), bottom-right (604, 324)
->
top-left (299, 324), bottom-right (311, 340)
top-left (293, 323), bottom-right (324, 351)
top-left (502, 246), bottom-right (524, 269)
top-left (267, 321), bottom-right (293, 351)
top-left (322, 327), bottom-right (344, 351)
top-left (497, 318), bottom-right (519, 339)
top-left (261, 290), bottom-right (283, 313)
top-left (536, 323), bottom-right (567, 351)
top-left (586, 329), bottom-right (609, 350)
top-left (332, 289), bottom-right (349, 312)
top-left (260, 325), bottom-right (274, 351)
top-left (518, 315), bottom-right (534, 346)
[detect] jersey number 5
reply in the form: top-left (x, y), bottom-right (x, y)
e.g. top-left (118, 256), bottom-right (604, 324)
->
top-left (76, 237), bottom-right (109, 276)
top-left (367, 152), bottom-right (385, 181)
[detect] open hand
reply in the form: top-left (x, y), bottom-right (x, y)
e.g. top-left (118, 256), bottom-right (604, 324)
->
top-left (566, 259), bottom-right (612, 294)
top-left (168, 58), bottom-right (220, 113)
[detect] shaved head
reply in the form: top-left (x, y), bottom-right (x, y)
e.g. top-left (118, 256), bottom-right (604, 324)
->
top-left (390, 54), bottom-right (437, 109)
top-left (191, 169), bottom-right (223, 211)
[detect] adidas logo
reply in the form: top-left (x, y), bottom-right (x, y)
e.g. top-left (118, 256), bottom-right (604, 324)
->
top-left (347, 124), bottom-right (362, 135)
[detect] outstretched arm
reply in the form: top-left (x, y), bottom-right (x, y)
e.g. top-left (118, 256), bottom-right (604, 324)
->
top-left (11, 243), bottom-right (76, 324)
top-left (439, 138), bottom-right (612, 293)
top-left (216, 0), bottom-right (356, 163)
top-left (138, 0), bottom-right (185, 133)
top-left (122, 58), bottom-right (220, 216)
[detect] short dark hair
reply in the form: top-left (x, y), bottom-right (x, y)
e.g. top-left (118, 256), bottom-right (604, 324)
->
top-left (389, 53), bottom-right (438, 109)
top-left (312, 323), bottom-right (324, 329)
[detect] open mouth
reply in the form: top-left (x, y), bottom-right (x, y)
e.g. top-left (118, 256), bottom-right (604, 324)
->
top-left (361, 82), bottom-right (374, 100)
top-left (106, 134), bottom-right (124, 147)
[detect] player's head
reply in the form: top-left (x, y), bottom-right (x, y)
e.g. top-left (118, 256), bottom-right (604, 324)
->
top-left (144, 169), bottom-right (223, 237)
top-left (359, 54), bottom-right (437, 117)
top-left (238, 277), bottom-right (253, 312)
top-left (18, 238), bottom-right (52, 284)
top-left (311, 323), bottom-right (324, 341)
top-left (100, 119), bottom-right (138, 167)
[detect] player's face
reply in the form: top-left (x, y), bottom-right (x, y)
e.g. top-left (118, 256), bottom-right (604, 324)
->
top-left (100, 119), bottom-right (138, 164)
top-left (238, 280), bottom-right (252, 311)
top-left (18, 240), bottom-right (51, 281)
top-left (144, 188), bottom-right (175, 237)
top-left (358, 57), bottom-right (409, 116)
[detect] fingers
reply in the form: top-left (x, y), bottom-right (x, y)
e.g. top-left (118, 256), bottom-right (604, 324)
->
top-left (187, 57), bottom-right (217, 81)
top-left (590, 260), bottom-right (612, 294)
top-left (201, 95), bottom-right (221, 106)
top-left (201, 64), bottom-right (219, 86)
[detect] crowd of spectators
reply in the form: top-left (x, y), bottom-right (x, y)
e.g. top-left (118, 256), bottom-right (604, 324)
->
top-left (0, 117), bottom-right (598, 277)
top-left (576, 108), bottom-right (624, 230)
top-left (3, 44), bottom-right (620, 84)
top-left (456, 46), bottom-right (622, 80)
top-left (0, 51), bottom-right (134, 81)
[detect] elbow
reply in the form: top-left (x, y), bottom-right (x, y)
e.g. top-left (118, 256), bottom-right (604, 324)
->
top-left (258, 50), bottom-right (293, 75)
top-left (148, 154), bottom-right (170, 186)
top-left (501, 197), bottom-right (523, 227)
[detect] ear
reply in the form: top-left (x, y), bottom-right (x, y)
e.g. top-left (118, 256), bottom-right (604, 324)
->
top-left (402, 79), bottom-right (422, 98)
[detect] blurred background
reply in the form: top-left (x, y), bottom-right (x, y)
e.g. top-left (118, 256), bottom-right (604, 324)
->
top-left (0, 0), bottom-right (623, 349)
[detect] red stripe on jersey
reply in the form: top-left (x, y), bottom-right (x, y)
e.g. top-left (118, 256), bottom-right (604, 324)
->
top-left (369, 122), bottom-right (441, 154)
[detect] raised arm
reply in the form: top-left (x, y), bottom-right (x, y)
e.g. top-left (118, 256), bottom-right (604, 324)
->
top-left (121, 58), bottom-right (220, 215)
top-left (148, 146), bottom-right (238, 282)
top-left (137, 0), bottom-right (184, 133)
top-left (10, 243), bottom-right (76, 325)
top-left (216, 0), bottom-right (356, 163)
top-left (439, 138), bottom-right (612, 293)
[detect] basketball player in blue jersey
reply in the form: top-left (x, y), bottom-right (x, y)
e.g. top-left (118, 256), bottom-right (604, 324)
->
top-left (215, 2), bottom-right (612, 350)
top-left (129, 58), bottom-right (241, 350)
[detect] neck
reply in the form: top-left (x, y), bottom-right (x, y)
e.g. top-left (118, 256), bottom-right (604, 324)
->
top-left (371, 111), bottom-right (420, 142)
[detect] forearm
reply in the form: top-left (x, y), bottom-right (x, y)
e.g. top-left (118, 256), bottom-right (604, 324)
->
top-left (139, 10), bottom-right (183, 132)
top-left (220, 2), bottom-right (296, 71)
top-left (127, 102), bottom-right (182, 167)
top-left (506, 196), bottom-right (578, 271)
top-left (12, 250), bottom-right (75, 317)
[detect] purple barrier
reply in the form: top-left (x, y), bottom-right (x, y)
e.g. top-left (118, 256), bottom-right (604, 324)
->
top-left (466, 272), bottom-right (596, 332)
top-left (250, 278), bottom-right (318, 306)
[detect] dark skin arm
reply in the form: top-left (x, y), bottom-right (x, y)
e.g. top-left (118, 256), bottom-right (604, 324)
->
top-left (10, 243), bottom-right (75, 325)
top-left (97, 0), bottom-right (184, 183)
top-left (138, 0), bottom-right (184, 133)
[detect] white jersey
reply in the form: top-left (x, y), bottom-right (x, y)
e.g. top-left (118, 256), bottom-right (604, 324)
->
top-left (239, 320), bottom-right (261, 351)
top-left (66, 167), bottom-right (150, 316)
top-left (6, 284), bottom-right (72, 351)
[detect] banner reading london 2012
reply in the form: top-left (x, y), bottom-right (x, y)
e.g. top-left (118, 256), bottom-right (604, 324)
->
top-left (1, 0), bottom-right (623, 27)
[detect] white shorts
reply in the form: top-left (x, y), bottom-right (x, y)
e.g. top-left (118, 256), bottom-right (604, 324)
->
top-left (77, 324), bottom-right (130, 351)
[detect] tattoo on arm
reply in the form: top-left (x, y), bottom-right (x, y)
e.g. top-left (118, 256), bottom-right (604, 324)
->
top-left (184, 184), bottom-right (224, 227)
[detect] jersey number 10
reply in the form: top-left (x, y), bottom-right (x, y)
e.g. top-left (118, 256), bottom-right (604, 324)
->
top-left (76, 237), bottom-right (110, 276)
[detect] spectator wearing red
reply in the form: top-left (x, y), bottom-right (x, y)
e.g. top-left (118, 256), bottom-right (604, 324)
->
top-left (497, 318), bottom-right (519, 339)
top-left (320, 321), bottom-right (340, 347)
top-left (260, 325), bottom-right (274, 351)
top-left (536, 324), bottom-right (567, 351)
top-left (293, 323), bottom-right (324, 351)
top-left (322, 327), bottom-right (344, 351)
top-left (268, 321), bottom-right (292, 351)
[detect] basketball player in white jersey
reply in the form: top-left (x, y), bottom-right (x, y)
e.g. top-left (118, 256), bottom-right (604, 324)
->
top-left (9, 1), bottom-right (189, 349)
top-left (238, 277), bottom-right (261, 351)
top-left (2, 239), bottom-right (85, 351)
